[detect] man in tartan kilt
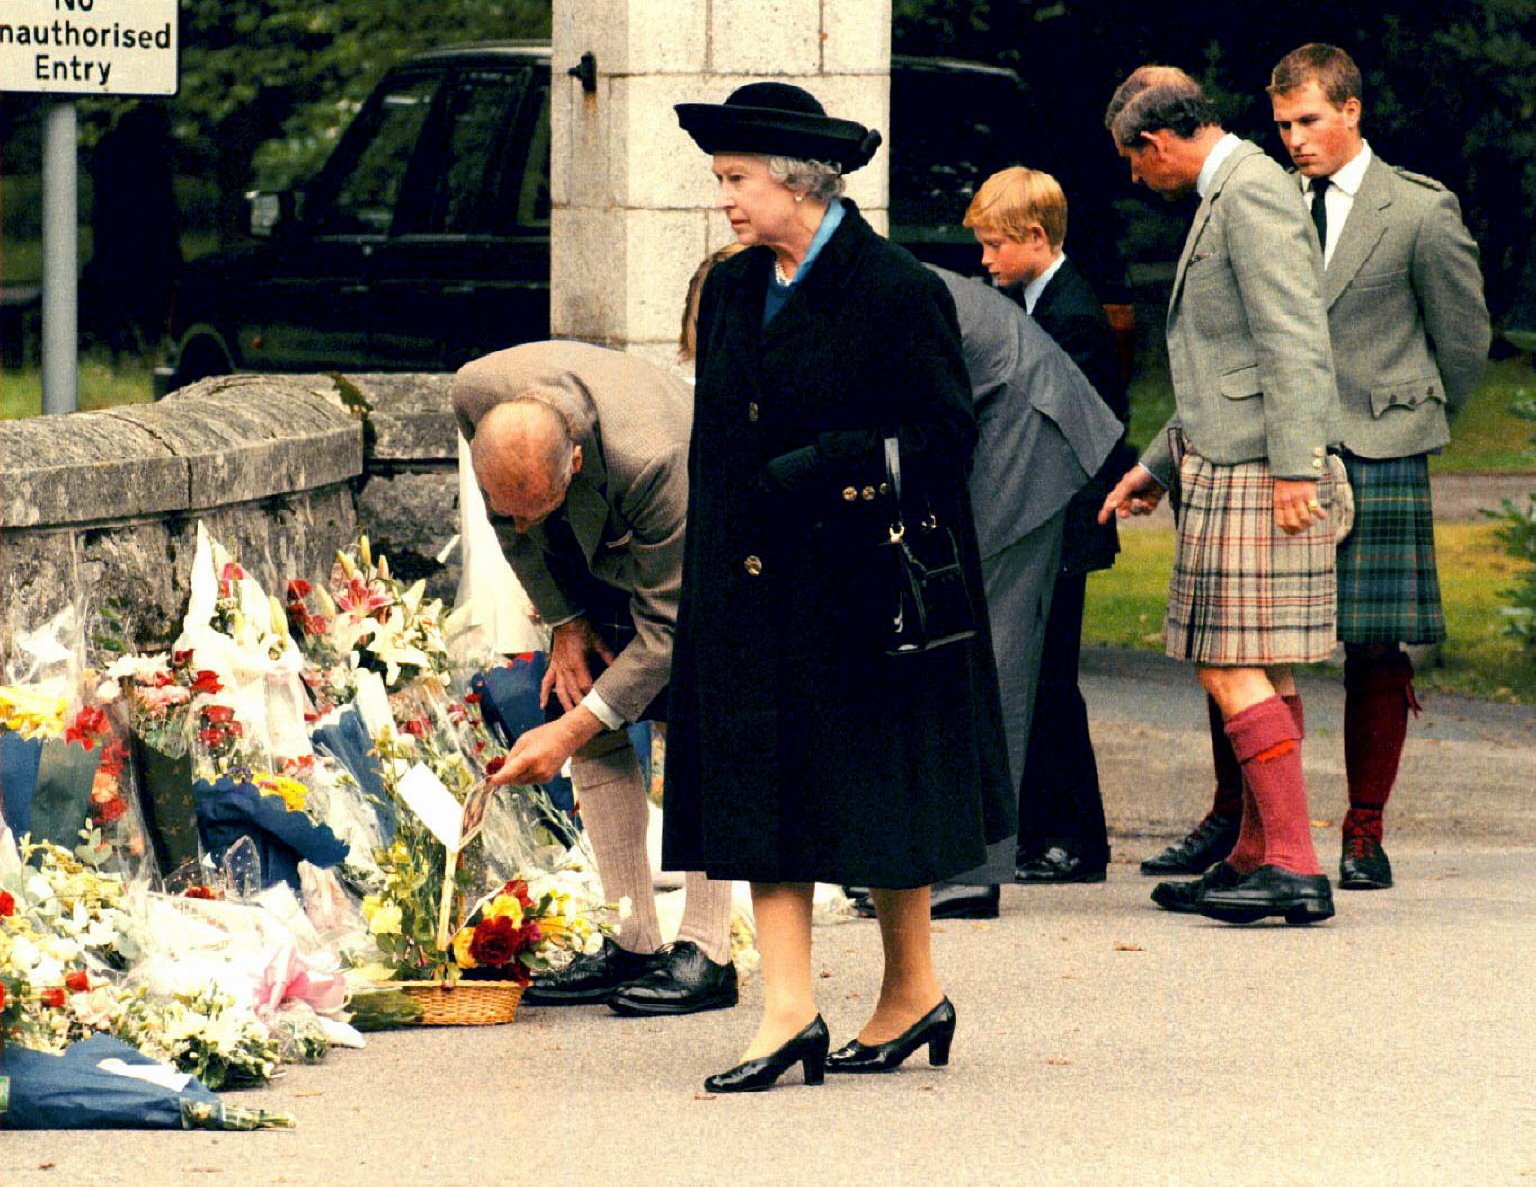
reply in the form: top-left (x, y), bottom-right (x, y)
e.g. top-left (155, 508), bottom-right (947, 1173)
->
top-left (1141, 46), bottom-right (1491, 892)
top-left (1101, 66), bottom-right (1343, 924)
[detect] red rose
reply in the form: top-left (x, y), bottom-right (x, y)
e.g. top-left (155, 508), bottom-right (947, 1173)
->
top-left (485, 755), bottom-right (505, 776)
top-left (41, 987), bottom-right (66, 1008)
top-left (197, 728), bottom-right (225, 749)
top-left (467, 916), bottom-right (524, 967)
top-left (191, 670), bottom-right (223, 696)
top-left (95, 796), bottom-right (128, 824)
top-left (501, 879), bottom-right (534, 910)
top-left (65, 706), bottom-right (110, 749)
top-left (0, 982), bottom-right (7, 1010)
top-left (65, 970), bottom-right (90, 993)
top-left (202, 705), bottom-right (235, 725)
top-left (287, 579), bottom-right (312, 599)
top-left (464, 692), bottom-right (482, 705)
top-left (172, 649), bottom-right (193, 667)
top-left (0, 889), bottom-right (14, 916)
top-left (185, 885), bottom-right (220, 900)
top-left (402, 719), bottom-right (429, 738)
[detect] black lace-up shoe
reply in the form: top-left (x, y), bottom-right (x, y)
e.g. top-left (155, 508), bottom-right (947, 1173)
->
top-left (1339, 835), bottom-right (1393, 889)
top-left (1140, 813), bottom-right (1240, 875)
top-left (1150, 861), bottom-right (1242, 913)
top-left (521, 938), bottom-right (660, 1006)
top-left (608, 940), bottom-right (739, 1016)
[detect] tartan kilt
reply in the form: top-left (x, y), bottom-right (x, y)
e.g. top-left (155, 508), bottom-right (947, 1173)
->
top-left (1335, 453), bottom-right (1445, 645)
top-left (1165, 450), bottom-right (1339, 666)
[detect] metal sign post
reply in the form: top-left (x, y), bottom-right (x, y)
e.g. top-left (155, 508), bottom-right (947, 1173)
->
top-left (0, 0), bottom-right (180, 414)
top-left (40, 98), bottom-right (76, 414)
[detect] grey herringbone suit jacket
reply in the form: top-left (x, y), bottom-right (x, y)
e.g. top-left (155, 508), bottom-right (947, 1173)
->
top-left (453, 340), bottom-right (692, 723)
top-left (1142, 139), bottom-right (1339, 484)
top-left (1310, 154), bottom-right (1490, 459)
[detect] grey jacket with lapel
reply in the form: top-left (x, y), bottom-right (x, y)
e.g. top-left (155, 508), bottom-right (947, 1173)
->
top-left (453, 340), bottom-right (692, 723)
top-left (1309, 153), bottom-right (1489, 459)
top-left (1143, 138), bottom-right (1339, 484)
top-left (928, 267), bottom-right (1122, 558)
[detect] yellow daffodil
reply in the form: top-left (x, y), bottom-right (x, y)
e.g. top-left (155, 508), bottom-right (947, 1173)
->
top-left (0, 685), bottom-right (69, 739)
top-left (253, 773), bottom-right (308, 812)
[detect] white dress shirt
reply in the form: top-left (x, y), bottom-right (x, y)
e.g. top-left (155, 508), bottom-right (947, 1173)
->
top-left (1308, 140), bottom-right (1372, 269)
top-left (1022, 251), bottom-right (1068, 315)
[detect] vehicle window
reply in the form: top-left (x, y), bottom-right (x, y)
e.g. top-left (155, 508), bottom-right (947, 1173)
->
top-left (424, 72), bottom-right (524, 235)
top-left (889, 69), bottom-right (1048, 228)
top-left (515, 79), bottom-right (551, 228)
top-left (318, 76), bottom-right (440, 235)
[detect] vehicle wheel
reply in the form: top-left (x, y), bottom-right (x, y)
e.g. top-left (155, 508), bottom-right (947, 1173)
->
top-left (172, 336), bottom-right (232, 390)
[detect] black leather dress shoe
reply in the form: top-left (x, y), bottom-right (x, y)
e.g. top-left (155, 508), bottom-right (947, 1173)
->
top-left (608, 940), bottom-right (739, 1016)
top-left (522, 938), bottom-right (659, 1006)
top-left (929, 882), bottom-right (1000, 920)
top-left (1015, 846), bottom-right (1108, 884)
top-left (1150, 861), bottom-right (1241, 913)
top-left (827, 998), bottom-right (956, 1073)
top-left (1339, 836), bottom-right (1393, 889)
top-left (1140, 813), bottom-right (1241, 875)
top-left (1197, 864), bottom-right (1335, 925)
top-left (703, 1016), bottom-right (828, 1093)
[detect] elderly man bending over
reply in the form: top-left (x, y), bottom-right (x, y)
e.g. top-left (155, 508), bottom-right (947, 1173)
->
top-left (454, 340), bottom-right (737, 1016)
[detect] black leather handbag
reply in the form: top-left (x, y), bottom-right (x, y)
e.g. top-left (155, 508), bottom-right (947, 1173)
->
top-left (880, 436), bottom-right (978, 656)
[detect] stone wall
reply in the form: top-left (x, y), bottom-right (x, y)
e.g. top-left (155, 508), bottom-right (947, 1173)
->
top-left (0, 375), bottom-right (364, 670)
top-left (551, 0), bottom-right (892, 370)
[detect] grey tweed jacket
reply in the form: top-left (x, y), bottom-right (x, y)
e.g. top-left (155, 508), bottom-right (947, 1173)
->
top-left (1143, 138), bottom-right (1339, 484)
top-left (1309, 154), bottom-right (1489, 459)
top-left (453, 340), bottom-right (692, 723)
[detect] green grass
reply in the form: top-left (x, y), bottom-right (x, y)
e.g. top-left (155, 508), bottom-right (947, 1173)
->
top-left (0, 353), bottom-right (155, 419)
top-left (1084, 522), bottom-right (1536, 704)
top-left (1126, 356), bottom-right (1536, 474)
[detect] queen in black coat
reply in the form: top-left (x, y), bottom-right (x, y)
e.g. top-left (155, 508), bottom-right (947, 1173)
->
top-left (668, 82), bottom-right (1012, 1091)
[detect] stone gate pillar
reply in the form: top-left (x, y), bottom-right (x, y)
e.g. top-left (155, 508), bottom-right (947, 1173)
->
top-left (551, 0), bottom-right (891, 371)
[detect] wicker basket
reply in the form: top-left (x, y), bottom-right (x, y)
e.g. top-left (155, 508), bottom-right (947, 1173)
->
top-left (386, 980), bottom-right (524, 1026)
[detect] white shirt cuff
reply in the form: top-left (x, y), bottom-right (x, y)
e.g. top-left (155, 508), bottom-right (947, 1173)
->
top-left (580, 688), bottom-right (625, 731)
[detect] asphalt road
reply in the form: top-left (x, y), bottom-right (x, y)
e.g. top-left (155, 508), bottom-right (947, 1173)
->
top-left (7, 649), bottom-right (1534, 1187)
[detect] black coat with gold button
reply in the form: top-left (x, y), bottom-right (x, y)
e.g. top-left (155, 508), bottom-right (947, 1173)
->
top-left (662, 201), bottom-right (1014, 888)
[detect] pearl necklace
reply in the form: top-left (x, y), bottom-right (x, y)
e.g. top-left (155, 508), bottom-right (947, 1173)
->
top-left (774, 257), bottom-right (795, 287)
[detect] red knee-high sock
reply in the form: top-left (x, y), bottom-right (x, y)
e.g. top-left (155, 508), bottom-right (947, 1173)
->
top-left (1207, 694), bottom-right (1244, 820)
top-left (1226, 694), bottom-right (1307, 874)
top-left (1343, 651), bottom-right (1417, 843)
top-left (1224, 696), bottom-right (1321, 876)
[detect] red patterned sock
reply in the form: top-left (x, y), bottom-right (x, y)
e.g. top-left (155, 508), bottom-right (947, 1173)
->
top-left (1224, 696), bottom-right (1321, 876)
top-left (1343, 651), bottom-right (1417, 843)
top-left (1228, 693), bottom-right (1306, 874)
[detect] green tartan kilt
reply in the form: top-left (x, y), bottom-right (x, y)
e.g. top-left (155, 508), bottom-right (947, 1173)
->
top-left (1335, 453), bottom-right (1445, 645)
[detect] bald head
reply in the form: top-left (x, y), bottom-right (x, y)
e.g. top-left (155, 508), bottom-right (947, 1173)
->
top-left (471, 398), bottom-right (583, 532)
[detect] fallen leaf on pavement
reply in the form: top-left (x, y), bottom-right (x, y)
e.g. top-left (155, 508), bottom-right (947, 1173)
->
top-left (1046, 1058), bottom-right (1071, 1066)
top-left (1113, 942), bottom-right (1144, 952)
top-left (694, 1092), bottom-right (717, 1101)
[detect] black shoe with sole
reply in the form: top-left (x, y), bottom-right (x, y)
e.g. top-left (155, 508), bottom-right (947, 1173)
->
top-left (929, 882), bottom-right (1000, 920)
top-left (1197, 864), bottom-right (1335, 925)
top-left (1140, 813), bottom-right (1241, 875)
top-left (608, 940), bottom-right (739, 1016)
top-left (1150, 861), bottom-right (1242, 913)
top-left (826, 998), bottom-right (956, 1073)
top-left (1338, 836), bottom-right (1393, 889)
top-left (522, 937), bottom-right (659, 1006)
top-left (1015, 845), bottom-right (1108, 884)
top-left (703, 1016), bottom-right (829, 1093)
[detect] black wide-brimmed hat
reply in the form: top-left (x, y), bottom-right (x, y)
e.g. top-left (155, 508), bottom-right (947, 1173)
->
top-left (675, 82), bottom-right (882, 173)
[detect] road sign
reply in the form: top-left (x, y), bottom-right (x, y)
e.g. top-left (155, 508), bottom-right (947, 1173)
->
top-left (0, 0), bottom-right (179, 97)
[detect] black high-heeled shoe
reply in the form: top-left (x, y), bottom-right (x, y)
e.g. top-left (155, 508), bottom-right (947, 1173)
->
top-left (703, 1016), bottom-right (829, 1093)
top-left (825, 998), bottom-right (956, 1073)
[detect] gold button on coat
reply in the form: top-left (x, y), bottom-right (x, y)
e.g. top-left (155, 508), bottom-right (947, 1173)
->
top-left (842, 486), bottom-right (859, 502)
top-left (748, 403), bottom-right (760, 422)
top-left (861, 486), bottom-right (876, 501)
top-left (743, 555), bottom-right (763, 576)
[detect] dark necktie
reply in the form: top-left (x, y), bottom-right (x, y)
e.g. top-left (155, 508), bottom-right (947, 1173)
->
top-left (1310, 176), bottom-right (1331, 255)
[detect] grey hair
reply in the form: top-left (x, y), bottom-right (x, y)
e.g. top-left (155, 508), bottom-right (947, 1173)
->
top-left (503, 381), bottom-right (596, 478)
top-left (767, 155), bottom-right (845, 201)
